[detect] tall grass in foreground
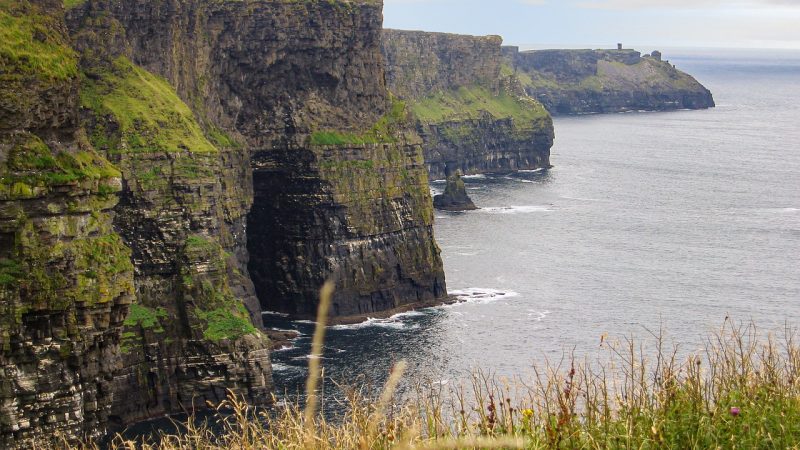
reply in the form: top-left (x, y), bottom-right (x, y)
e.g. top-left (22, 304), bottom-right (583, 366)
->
top-left (66, 287), bottom-right (799, 449)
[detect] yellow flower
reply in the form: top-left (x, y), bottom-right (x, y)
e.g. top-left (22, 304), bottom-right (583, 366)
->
top-left (522, 409), bottom-right (534, 418)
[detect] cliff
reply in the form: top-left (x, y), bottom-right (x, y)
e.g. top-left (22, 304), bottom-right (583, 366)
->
top-left (503, 47), bottom-right (715, 115)
top-left (0, 0), bottom-right (135, 446)
top-left (2, 0), bottom-right (449, 445)
top-left (87, 0), bottom-right (447, 319)
top-left (382, 30), bottom-right (554, 180)
top-left (69, 0), bottom-right (445, 420)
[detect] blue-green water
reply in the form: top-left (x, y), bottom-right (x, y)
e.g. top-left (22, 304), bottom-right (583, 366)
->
top-left (268, 50), bottom-right (800, 403)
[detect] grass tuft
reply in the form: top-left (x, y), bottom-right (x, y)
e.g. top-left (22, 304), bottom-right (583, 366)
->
top-left (410, 85), bottom-right (549, 127)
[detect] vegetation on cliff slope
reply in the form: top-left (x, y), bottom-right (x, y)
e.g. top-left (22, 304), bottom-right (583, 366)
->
top-left (510, 57), bottom-right (705, 94)
top-left (410, 84), bottom-right (549, 127)
top-left (79, 57), bottom-right (260, 346)
top-left (310, 97), bottom-right (409, 146)
top-left (0, 0), bottom-right (78, 81)
top-left (80, 57), bottom-right (218, 155)
top-left (0, 132), bottom-right (121, 198)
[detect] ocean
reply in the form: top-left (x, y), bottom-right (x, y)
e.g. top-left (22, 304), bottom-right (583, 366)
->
top-left (267, 50), bottom-right (800, 404)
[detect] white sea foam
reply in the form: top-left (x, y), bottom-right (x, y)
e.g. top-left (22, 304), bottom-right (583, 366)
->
top-left (272, 363), bottom-right (303, 372)
top-left (262, 311), bottom-right (290, 317)
top-left (780, 208), bottom-right (799, 213)
top-left (447, 288), bottom-right (521, 305)
top-left (390, 310), bottom-right (427, 319)
top-left (294, 320), bottom-right (317, 325)
top-left (517, 168), bottom-right (545, 173)
top-left (329, 317), bottom-right (420, 331)
top-left (527, 310), bottom-right (551, 322)
top-left (292, 354), bottom-right (327, 361)
top-left (270, 327), bottom-right (298, 334)
top-left (461, 173), bottom-right (487, 180)
top-left (274, 345), bottom-right (294, 352)
top-left (479, 205), bottom-right (552, 214)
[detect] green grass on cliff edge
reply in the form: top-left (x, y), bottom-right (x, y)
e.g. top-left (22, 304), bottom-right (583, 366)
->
top-left (310, 97), bottom-right (408, 146)
top-left (0, 0), bottom-right (78, 81)
top-left (411, 85), bottom-right (549, 126)
top-left (81, 57), bottom-right (218, 155)
top-left (63, 0), bottom-right (87, 10)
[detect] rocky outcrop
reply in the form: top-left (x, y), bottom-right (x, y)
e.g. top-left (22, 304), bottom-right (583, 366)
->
top-left (0, 0), bottom-right (135, 446)
top-left (382, 30), bottom-right (554, 180)
top-left (503, 47), bottom-right (715, 115)
top-left (67, 3), bottom-right (272, 427)
top-left (433, 171), bottom-right (477, 211)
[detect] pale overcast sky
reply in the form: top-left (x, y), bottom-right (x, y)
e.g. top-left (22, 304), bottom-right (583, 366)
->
top-left (383, 0), bottom-right (800, 49)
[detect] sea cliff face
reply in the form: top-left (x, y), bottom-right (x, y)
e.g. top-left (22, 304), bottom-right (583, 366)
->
top-left (2, 0), bottom-right (448, 445)
top-left (67, 2), bottom-right (273, 427)
top-left (503, 47), bottom-right (715, 115)
top-left (382, 30), bottom-right (554, 180)
top-left (69, 0), bottom-right (445, 422)
top-left (0, 0), bottom-right (135, 446)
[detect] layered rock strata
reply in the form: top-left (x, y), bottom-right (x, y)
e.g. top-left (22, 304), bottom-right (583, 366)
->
top-left (84, 0), bottom-right (447, 319)
top-left (382, 30), bottom-right (554, 180)
top-left (67, 2), bottom-right (272, 427)
top-left (502, 47), bottom-right (715, 115)
top-left (2, 0), bottom-right (451, 443)
top-left (0, 0), bottom-right (135, 446)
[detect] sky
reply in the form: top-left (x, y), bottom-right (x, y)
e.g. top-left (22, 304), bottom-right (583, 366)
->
top-left (383, 0), bottom-right (800, 50)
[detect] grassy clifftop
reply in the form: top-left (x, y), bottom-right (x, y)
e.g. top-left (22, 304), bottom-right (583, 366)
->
top-left (411, 84), bottom-right (549, 127)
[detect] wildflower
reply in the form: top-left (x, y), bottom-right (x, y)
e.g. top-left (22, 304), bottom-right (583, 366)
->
top-left (522, 409), bottom-right (534, 419)
top-left (730, 407), bottom-right (741, 417)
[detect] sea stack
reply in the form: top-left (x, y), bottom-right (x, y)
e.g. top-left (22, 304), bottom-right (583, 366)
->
top-left (434, 171), bottom-right (478, 211)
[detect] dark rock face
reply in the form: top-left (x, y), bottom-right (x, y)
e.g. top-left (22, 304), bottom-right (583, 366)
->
top-left (250, 139), bottom-right (446, 318)
top-left (69, 0), bottom-right (446, 319)
top-left (2, 0), bottom-right (450, 443)
top-left (419, 108), bottom-right (554, 181)
top-left (382, 29), bottom-right (504, 100)
top-left (67, 2), bottom-right (273, 427)
top-left (382, 30), bottom-right (554, 180)
top-left (503, 47), bottom-right (715, 115)
top-left (0, 1), bottom-right (135, 446)
top-left (433, 171), bottom-right (477, 211)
